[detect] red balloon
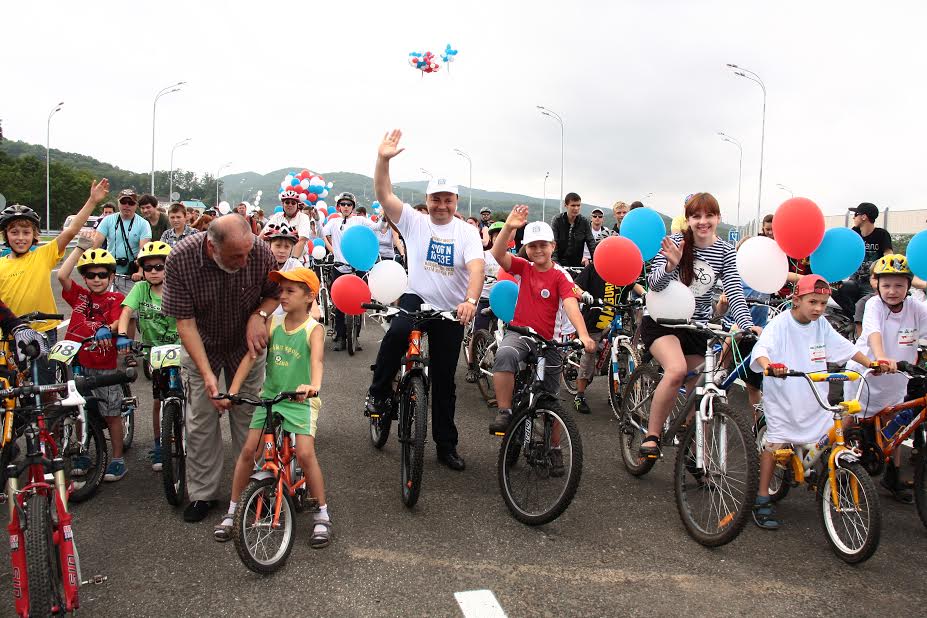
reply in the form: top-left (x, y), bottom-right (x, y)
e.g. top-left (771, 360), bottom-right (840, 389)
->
top-left (331, 274), bottom-right (371, 316)
top-left (298, 170), bottom-right (310, 179)
top-left (371, 215), bottom-right (379, 222)
top-left (327, 212), bottom-right (342, 221)
top-left (593, 236), bottom-right (643, 286)
top-left (307, 193), bottom-right (318, 202)
top-left (497, 269), bottom-right (517, 283)
top-left (772, 197), bottom-right (825, 258)
top-left (507, 240), bottom-right (515, 249)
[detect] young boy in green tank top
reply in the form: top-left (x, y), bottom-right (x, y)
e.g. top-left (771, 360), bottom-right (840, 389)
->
top-left (214, 267), bottom-right (331, 548)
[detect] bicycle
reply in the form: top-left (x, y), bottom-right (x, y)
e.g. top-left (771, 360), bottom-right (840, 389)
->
top-left (2, 351), bottom-right (134, 616)
top-left (618, 318), bottom-right (759, 547)
top-left (761, 366), bottom-right (882, 563)
top-left (362, 301), bottom-right (457, 507)
top-left (466, 306), bottom-right (504, 407)
top-left (496, 324), bottom-right (585, 525)
top-left (212, 391), bottom-right (318, 575)
top-left (320, 260), bottom-right (364, 355)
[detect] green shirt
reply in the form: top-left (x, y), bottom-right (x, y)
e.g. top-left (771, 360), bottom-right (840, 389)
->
top-left (261, 314), bottom-right (320, 418)
top-left (122, 281), bottom-right (179, 352)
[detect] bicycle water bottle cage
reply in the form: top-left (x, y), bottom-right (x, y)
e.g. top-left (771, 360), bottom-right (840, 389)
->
top-left (59, 381), bottom-right (87, 407)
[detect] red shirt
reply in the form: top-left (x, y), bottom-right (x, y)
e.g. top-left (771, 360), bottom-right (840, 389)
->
top-left (61, 282), bottom-right (124, 369)
top-left (508, 257), bottom-right (580, 340)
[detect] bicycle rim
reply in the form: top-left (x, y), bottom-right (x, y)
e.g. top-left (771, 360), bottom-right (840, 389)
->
top-left (25, 492), bottom-right (63, 615)
top-left (473, 330), bottom-right (496, 406)
top-left (618, 366), bottom-right (657, 476)
top-left (819, 461), bottom-right (881, 563)
top-left (610, 340), bottom-right (639, 420)
top-left (754, 422), bottom-right (790, 502)
top-left (400, 376), bottom-right (428, 507)
top-left (347, 315), bottom-right (357, 356)
top-left (234, 477), bottom-right (295, 574)
top-left (561, 350), bottom-right (580, 395)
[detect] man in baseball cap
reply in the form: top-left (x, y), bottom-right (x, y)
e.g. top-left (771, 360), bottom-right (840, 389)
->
top-left (479, 206), bottom-right (493, 231)
top-left (833, 201), bottom-right (893, 317)
top-left (425, 177), bottom-right (458, 196)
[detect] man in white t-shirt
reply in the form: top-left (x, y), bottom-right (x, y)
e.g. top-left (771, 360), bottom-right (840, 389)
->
top-left (365, 130), bottom-right (485, 471)
top-left (261, 189), bottom-right (313, 258)
top-left (323, 191), bottom-right (380, 351)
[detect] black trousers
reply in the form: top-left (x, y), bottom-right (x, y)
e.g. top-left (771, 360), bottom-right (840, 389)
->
top-left (369, 293), bottom-right (464, 452)
top-left (331, 268), bottom-right (366, 340)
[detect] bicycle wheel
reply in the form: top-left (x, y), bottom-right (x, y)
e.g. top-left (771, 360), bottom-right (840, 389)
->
top-left (161, 400), bottom-right (186, 506)
top-left (674, 401), bottom-right (758, 547)
top-left (233, 476), bottom-right (296, 574)
top-left (498, 400), bottom-right (583, 525)
top-left (609, 340), bottom-right (640, 419)
top-left (121, 382), bottom-right (135, 451)
top-left (754, 419), bottom-right (791, 503)
top-left (399, 376), bottom-right (428, 508)
top-left (916, 447), bottom-right (927, 530)
top-left (817, 459), bottom-right (881, 563)
top-left (369, 398), bottom-right (393, 450)
top-left (561, 348), bottom-right (580, 395)
top-left (472, 329), bottom-right (497, 406)
top-left (61, 408), bottom-right (108, 504)
top-left (346, 314), bottom-right (357, 356)
top-left (25, 492), bottom-right (63, 616)
top-left (618, 365), bottom-right (659, 477)
top-left (318, 285), bottom-right (331, 327)
top-left (143, 358), bottom-right (153, 381)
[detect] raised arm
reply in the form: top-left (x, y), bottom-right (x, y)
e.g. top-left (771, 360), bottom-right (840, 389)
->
top-left (374, 130), bottom-right (407, 223)
top-left (492, 205), bottom-right (529, 272)
top-left (58, 179), bottom-right (110, 253)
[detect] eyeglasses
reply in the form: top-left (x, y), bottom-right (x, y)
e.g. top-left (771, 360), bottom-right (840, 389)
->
top-left (119, 199), bottom-right (137, 206)
top-left (83, 270), bottom-right (111, 280)
top-left (283, 200), bottom-right (298, 206)
top-left (142, 263), bottom-right (165, 272)
top-left (591, 214), bottom-right (603, 218)
top-left (337, 202), bottom-right (354, 208)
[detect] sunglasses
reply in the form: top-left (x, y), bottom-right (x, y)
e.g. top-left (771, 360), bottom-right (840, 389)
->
top-left (337, 202), bottom-right (354, 208)
top-left (142, 263), bottom-right (165, 272)
top-left (83, 270), bottom-right (111, 280)
top-left (283, 200), bottom-right (299, 206)
top-left (592, 214), bottom-right (603, 218)
top-left (119, 199), bottom-right (137, 206)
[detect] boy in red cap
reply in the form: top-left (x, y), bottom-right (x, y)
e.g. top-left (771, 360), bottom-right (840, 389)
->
top-left (749, 274), bottom-right (876, 530)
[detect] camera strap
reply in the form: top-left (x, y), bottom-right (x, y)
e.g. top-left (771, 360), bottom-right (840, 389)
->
top-left (117, 216), bottom-right (136, 261)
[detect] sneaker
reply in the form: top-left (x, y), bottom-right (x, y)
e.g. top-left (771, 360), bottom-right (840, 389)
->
top-left (71, 455), bottom-right (91, 477)
top-left (149, 444), bottom-right (163, 472)
top-left (549, 449), bottom-right (565, 477)
top-left (465, 367), bottom-right (479, 383)
top-left (364, 392), bottom-right (390, 418)
top-left (104, 460), bottom-right (127, 482)
top-left (574, 394), bottom-right (591, 415)
top-left (489, 410), bottom-right (513, 435)
top-left (752, 497), bottom-right (781, 530)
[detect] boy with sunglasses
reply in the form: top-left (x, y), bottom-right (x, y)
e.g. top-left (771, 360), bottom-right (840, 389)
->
top-left (116, 242), bottom-right (179, 472)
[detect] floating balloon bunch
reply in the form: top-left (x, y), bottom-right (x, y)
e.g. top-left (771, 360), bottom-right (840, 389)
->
top-left (277, 169), bottom-right (334, 219)
top-left (408, 44), bottom-right (459, 75)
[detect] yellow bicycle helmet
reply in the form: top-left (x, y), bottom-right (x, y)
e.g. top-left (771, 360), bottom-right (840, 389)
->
top-left (77, 249), bottom-right (117, 272)
top-left (137, 241), bottom-right (172, 264)
top-left (872, 254), bottom-right (913, 279)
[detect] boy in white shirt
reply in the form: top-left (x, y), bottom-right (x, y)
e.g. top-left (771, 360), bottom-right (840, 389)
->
top-left (751, 274), bottom-right (876, 530)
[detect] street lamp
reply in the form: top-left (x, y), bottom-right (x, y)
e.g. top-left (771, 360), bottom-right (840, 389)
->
top-left (420, 168), bottom-right (433, 179)
top-left (537, 106), bottom-right (564, 210)
top-left (46, 101), bottom-right (63, 232)
top-left (718, 131), bottom-right (743, 231)
top-left (776, 183), bottom-right (793, 198)
top-left (542, 171), bottom-right (550, 222)
top-left (453, 148), bottom-right (473, 217)
top-left (151, 81), bottom-right (186, 195)
top-left (727, 64), bottom-right (766, 237)
top-left (216, 161), bottom-right (232, 207)
top-left (169, 137), bottom-right (191, 203)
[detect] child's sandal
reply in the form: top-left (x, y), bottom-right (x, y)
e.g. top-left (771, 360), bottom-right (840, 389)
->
top-left (213, 518), bottom-right (233, 543)
top-left (310, 519), bottom-right (332, 549)
top-left (638, 435), bottom-right (662, 461)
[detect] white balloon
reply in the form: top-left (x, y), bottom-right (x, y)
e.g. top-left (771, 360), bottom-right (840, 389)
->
top-left (311, 245), bottom-right (327, 260)
top-left (368, 260), bottom-right (408, 304)
top-left (327, 181), bottom-right (334, 189)
top-left (645, 280), bottom-right (696, 321)
top-left (320, 189), bottom-right (329, 198)
top-left (310, 176), bottom-right (322, 186)
top-left (218, 201), bottom-right (231, 215)
top-left (316, 200), bottom-right (327, 210)
top-left (257, 190), bottom-right (263, 196)
top-left (736, 236), bottom-right (789, 294)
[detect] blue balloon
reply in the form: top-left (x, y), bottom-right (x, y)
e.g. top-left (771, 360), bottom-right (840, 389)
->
top-left (905, 230), bottom-right (927, 280)
top-left (312, 238), bottom-right (325, 248)
top-left (619, 207), bottom-right (665, 260)
top-left (810, 227), bottom-right (865, 282)
top-left (371, 201), bottom-right (380, 209)
top-left (274, 206), bottom-right (284, 214)
top-left (341, 225), bottom-right (379, 271)
top-left (489, 280), bottom-right (519, 323)
top-left (290, 178), bottom-right (300, 187)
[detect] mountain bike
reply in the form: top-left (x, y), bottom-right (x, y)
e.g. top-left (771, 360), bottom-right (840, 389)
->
top-left (362, 301), bottom-right (457, 507)
top-left (618, 318), bottom-right (759, 547)
top-left (212, 391), bottom-right (318, 575)
top-left (496, 324), bottom-right (584, 525)
top-left (315, 260), bottom-right (335, 335)
top-left (321, 261), bottom-right (365, 355)
top-left (467, 307), bottom-right (504, 407)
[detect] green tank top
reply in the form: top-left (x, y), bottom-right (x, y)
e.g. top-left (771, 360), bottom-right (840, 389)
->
top-left (260, 314), bottom-right (320, 416)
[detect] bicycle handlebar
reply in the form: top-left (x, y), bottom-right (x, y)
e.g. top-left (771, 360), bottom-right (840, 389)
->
top-left (0, 368), bottom-right (136, 400)
top-left (212, 391), bottom-right (305, 407)
top-left (17, 312), bottom-right (65, 322)
top-left (762, 367), bottom-right (876, 413)
top-left (897, 361), bottom-right (927, 377)
top-left (362, 302), bottom-right (458, 322)
top-left (655, 317), bottom-right (755, 340)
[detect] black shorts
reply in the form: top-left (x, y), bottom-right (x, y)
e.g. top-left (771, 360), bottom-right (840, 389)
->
top-left (639, 316), bottom-right (710, 357)
top-left (473, 299), bottom-right (492, 333)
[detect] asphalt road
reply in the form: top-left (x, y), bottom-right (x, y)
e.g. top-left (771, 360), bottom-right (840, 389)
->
top-left (1, 280), bottom-right (926, 617)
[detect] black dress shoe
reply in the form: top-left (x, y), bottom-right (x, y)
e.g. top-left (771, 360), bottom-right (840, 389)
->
top-left (184, 499), bottom-right (218, 522)
top-left (437, 449), bottom-right (466, 471)
top-left (332, 339), bottom-right (345, 351)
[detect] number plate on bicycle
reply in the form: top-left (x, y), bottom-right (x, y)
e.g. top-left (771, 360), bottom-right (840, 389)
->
top-left (48, 340), bottom-right (81, 365)
top-left (150, 345), bottom-right (182, 369)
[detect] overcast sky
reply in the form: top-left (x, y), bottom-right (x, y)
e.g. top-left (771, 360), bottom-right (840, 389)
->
top-left (3, 1), bottom-right (925, 223)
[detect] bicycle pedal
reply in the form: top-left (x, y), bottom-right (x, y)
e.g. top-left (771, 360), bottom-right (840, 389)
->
top-left (82, 575), bottom-right (108, 586)
top-left (492, 431), bottom-right (505, 438)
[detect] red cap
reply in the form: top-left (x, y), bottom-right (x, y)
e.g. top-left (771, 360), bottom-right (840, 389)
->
top-left (793, 274), bottom-right (831, 298)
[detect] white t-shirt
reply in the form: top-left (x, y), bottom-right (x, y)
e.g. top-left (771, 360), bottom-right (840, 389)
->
top-left (751, 311), bottom-right (857, 443)
top-left (272, 257), bottom-right (303, 316)
top-left (481, 251), bottom-right (500, 299)
top-left (554, 264), bottom-right (578, 339)
top-left (582, 226), bottom-right (610, 260)
top-left (323, 215), bottom-right (381, 273)
top-left (394, 204), bottom-right (484, 311)
top-left (845, 295), bottom-right (927, 415)
top-left (263, 211), bottom-right (314, 242)
top-left (377, 223), bottom-right (396, 259)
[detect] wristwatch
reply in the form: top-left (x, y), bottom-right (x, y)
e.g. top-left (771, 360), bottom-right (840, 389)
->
top-left (253, 309), bottom-right (270, 322)
top-left (466, 298), bottom-right (478, 306)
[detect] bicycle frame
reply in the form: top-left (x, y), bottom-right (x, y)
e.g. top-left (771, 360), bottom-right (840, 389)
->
top-left (251, 411), bottom-right (305, 531)
top-left (855, 395), bottom-right (927, 461)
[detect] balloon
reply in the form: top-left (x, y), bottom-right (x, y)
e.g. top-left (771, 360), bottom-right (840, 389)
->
top-left (312, 237), bottom-right (325, 248)
top-left (327, 182), bottom-right (334, 189)
top-left (290, 178), bottom-right (300, 187)
top-left (327, 212), bottom-right (342, 221)
top-left (810, 227), bottom-right (865, 282)
top-left (331, 274), bottom-right (370, 316)
top-left (371, 201), bottom-right (380, 209)
top-left (593, 236), bottom-right (643, 286)
top-left (906, 230), bottom-right (927, 280)
top-left (316, 200), bottom-right (327, 210)
top-left (280, 181), bottom-right (288, 190)
top-left (274, 206), bottom-right (284, 214)
top-left (320, 189), bottom-right (328, 198)
top-left (341, 225), bottom-right (379, 271)
top-left (299, 178), bottom-right (310, 190)
top-left (307, 193), bottom-right (318, 202)
top-left (367, 260), bottom-right (408, 304)
top-left (218, 201), bottom-right (231, 215)
top-left (772, 197), bottom-right (825, 258)
top-left (736, 236), bottom-right (789, 294)
top-left (285, 174), bottom-right (294, 184)
top-left (646, 280), bottom-right (696, 321)
top-left (311, 245), bottom-right (326, 260)
top-left (619, 207), bottom-right (665, 260)
top-left (489, 280), bottom-right (519, 323)
top-left (371, 215), bottom-right (379, 222)
top-left (497, 269), bottom-right (517, 283)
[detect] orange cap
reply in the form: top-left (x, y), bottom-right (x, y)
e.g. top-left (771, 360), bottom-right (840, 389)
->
top-left (269, 267), bottom-right (319, 297)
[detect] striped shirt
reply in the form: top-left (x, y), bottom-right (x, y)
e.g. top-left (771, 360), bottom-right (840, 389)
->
top-left (160, 224), bottom-right (198, 247)
top-left (648, 233), bottom-right (753, 329)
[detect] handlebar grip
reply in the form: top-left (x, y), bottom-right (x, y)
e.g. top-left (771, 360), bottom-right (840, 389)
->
top-left (19, 312), bottom-right (65, 321)
top-left (897, 361), bottom-right (926, 375)
top-left (655, 318), bottom-right (690, 326)
top-left (77, 368), bottom-right (137, 390)
top-left (361, 302), bottom-right (386, 311)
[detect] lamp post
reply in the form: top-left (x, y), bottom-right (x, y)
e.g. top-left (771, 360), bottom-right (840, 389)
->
top-left (216, 161), bottom-right (232, 207)
top-left (776, 183), bottom-right (793, 198)
top-left (169, 137), bottom-right (191, 202)
top-left (727, 64), bottom-right (766, 237)
top-left (542, 171), bottom-right (550, 222)
top-left (453, 148), bottom-right (472, 217)
top-left (718, 131), bottom-right (743, 232)
top-left (46, 101), bottom-right (63, 232)
top-left (420, 168), bottom-right (433, 179)
top-left (537, 105), bottom-right (564, 210)
top-left (151, 81), bottom-right (186, 195)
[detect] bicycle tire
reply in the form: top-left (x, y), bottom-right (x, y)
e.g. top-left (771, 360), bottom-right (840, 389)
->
top-left (143, 358), bottom-right (153, 381)
top-left (609, 340), bottom-right (640, 420)
top-left (369, 404), bottom-right (392, 450)
top-left (63, 409), bottom-right (108, 504)
top-left (498, 400), bottom-right (583, 525)
top-left (817, 459), bottom-right (881, 563)
top-left (346, 314), bottom-right (357, 356)
top-left (161, 400), bottom-right (186, 506)
top-left (234, 476), bottom-right (296, 574)
top-left (674, 401), bottom-right (759, 547)
top-left (25, 492), bottom-right (62, 616)
top-left (916, 447), bottom-right (927, 531)
top-left (561, 348), bottom-right (581, 395)
top-left (472, 329), bottom-right (497, 406)
top-left (618, 365), bottom-right (659, 477)
top-left (400, 375), bottom-right (428, 508)
top-left (754, 420), bottom-right (791, 503)
top-left (319, 286), bottom-right (331, 328)
top-left (121, 382), bottom-right (135, 451)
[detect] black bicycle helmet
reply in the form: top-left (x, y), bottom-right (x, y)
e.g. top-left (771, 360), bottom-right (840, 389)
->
top-left (0, 204), bottom-right (41, 231)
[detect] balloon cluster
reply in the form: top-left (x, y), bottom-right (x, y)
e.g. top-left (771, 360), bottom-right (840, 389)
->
top-left (440, 44), bottom-right (458, 64)
top-left (278, 169), bottom-right (334, 218)
top-left (331, 261), bottom-right (410, 315)
top-left (409, 51), bottom-right (440, 74)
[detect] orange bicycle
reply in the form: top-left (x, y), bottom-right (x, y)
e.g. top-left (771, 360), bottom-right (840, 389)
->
top-left (213, 392), bottom-right (318, 574)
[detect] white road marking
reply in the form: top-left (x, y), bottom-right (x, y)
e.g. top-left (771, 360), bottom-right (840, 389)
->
top-left (57, 319), bottom-right (70, 330)
top-left (454, 590), bottom-right (507, 618)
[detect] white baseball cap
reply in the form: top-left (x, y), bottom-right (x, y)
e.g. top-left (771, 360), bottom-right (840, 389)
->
top-left (425, 177), bottom-right (459, 195)
top-left (522, 221), bottom-right (555, 244)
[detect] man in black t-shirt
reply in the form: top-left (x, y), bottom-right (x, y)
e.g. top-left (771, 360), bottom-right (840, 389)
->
top-left (833, 202), bottom-right (893, 317)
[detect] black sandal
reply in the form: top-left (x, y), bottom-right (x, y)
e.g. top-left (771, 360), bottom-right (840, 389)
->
top-left (638, 435), bottom-right (662, 460)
